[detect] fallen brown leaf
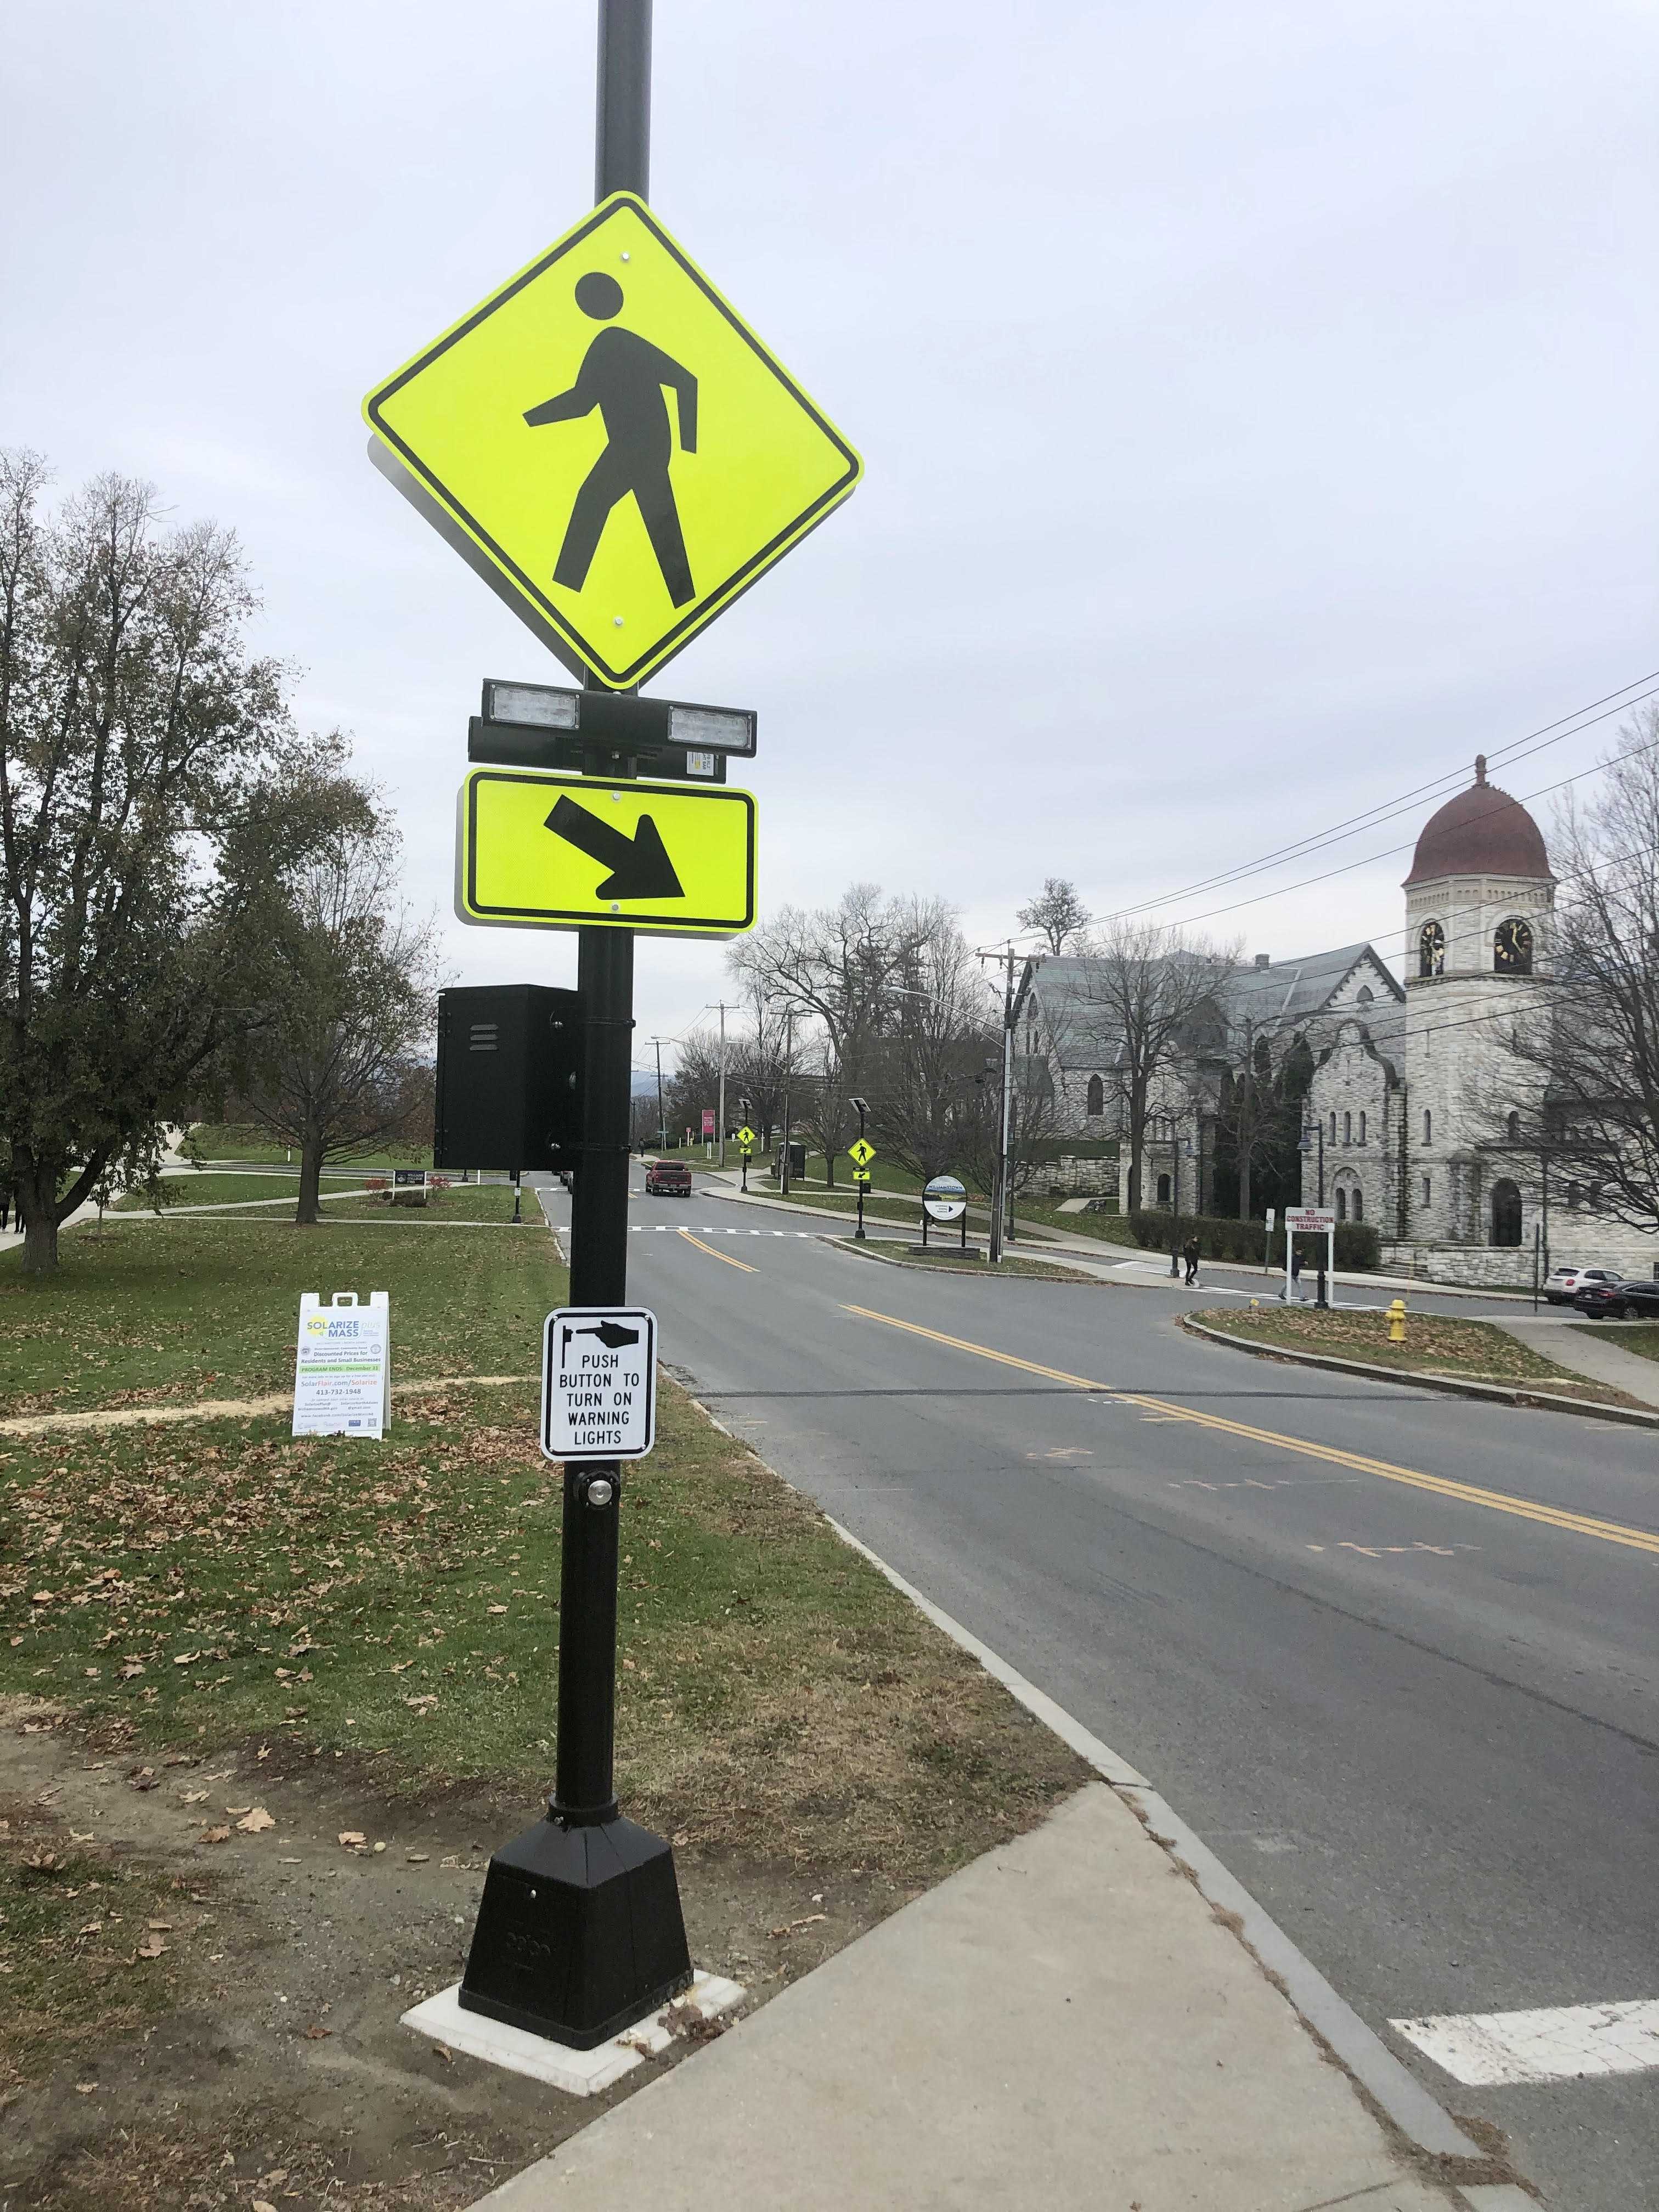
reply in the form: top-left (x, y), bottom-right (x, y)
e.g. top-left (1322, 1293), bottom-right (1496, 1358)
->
top-left (224, 1804), bottom-right (252, 1816)
top-left (303, 2023), bottom-right (332, 2039)
top-left (337, 1831), bottom-right (367, 1848)
top-left (200, 1825), bottom-right (232, 1844)
top-left (235, 1807), bottom-right (275, 1835)
top-left (136, 1933), bottom-right (168, 1959)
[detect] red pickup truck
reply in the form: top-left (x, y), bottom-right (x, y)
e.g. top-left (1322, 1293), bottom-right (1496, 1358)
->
top-left (644, 1159), bottom-right (693, 1197)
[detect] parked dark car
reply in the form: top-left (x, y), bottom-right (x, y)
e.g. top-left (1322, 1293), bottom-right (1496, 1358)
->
top-left (1570, 1276), bottom-right (1659, 1321)
top-left (644, 1159), bottom-right (693, 1197)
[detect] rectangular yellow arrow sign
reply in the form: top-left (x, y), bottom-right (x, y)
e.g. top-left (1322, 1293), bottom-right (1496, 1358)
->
top-left (455, 769), bottom-right (755, 939)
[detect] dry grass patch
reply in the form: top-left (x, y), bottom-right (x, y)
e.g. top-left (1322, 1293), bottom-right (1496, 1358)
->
top-left (1190, 1305), bottom-right (1645, 1408)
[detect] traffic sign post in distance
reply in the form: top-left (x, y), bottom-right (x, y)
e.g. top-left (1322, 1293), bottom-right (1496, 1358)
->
top-left (735, 1123), bottom-right (756, 1191)
top-left (456, 769), bottom-right (755, 938)
top-left (922, 1173), bottom-right (969, 1254)
top-left (365, 194), bottom-right (862, 692)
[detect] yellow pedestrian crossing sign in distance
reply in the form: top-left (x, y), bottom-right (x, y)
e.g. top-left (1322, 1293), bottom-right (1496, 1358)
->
top-left (848, 1138), bottom-right (876, 1168)
top-left (365, 194), bottom-right (862, 691)
top-left (455, 768), bottom-right (756, 939)
top-left (735, 1126), bottom-right (757, 1152)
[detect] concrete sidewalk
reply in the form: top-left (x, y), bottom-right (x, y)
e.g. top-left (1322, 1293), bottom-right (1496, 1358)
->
top-left (1494, 1313), bottom-right (1659, 1408)
top-left (469, 1785), bottom-right (1498, 2212)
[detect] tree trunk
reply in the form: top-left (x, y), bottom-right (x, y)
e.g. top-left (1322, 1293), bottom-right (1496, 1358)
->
top-left (20, 1162), bottom-right (61, 1276)
top-left (296, 1135), bottom-right (324, 1225)
top-left (1239, 1139), bottom-right (1252, 1222)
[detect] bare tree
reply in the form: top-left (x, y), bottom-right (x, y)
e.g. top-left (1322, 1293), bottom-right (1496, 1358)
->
top-left (664, 1026), bottom-right (723, 1143)
top-left (1484, 717), bottom-right (1659, 1232)
top-left (868, 916), bottom-right (996, 1183)
top-left (729, 885), bottom-right (934, 1185)
top-left (1073, 918), bottom-right (1237, 1213)
top-left (0, 451), bottom-right (347, 1273)
top-left (232, 799), bottom-right (442, 1223)
top-left (1017, 877), bottom-right (1092, 956)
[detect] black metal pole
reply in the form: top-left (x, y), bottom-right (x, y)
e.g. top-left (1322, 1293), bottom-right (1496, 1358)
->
top-left (459, 0), bottom-right (690, 2049)
top-left (595, 0), bottom-right (651, 201)
top-left (855, 1099), bottom-right (867, 1240)
top-left (1169, 1122), bottom-right (1181, 1279)
top-left (1316, 1121), bottom-right (1328, 1308)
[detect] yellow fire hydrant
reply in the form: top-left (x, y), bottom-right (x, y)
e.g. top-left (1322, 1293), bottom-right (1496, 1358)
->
top-left (1387, 1297), bottom-right (1407, 1345)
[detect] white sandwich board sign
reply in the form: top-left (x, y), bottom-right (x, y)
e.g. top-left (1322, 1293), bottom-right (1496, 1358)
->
top-left (293, 1291), bottom-right (391, 1438)
top-left (541, 1306), bottom-right (657, 1462)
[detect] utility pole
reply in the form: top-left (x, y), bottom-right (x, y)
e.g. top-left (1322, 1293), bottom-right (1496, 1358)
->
top-left (709, 1000), bottom-right (735, 1170)
top-left (778, 1006), bottom-right (795, 1195)
top-left (990, 946), bottom-right (1015, 1266)
top-left (650, 1036), bottom-right (667, 1151)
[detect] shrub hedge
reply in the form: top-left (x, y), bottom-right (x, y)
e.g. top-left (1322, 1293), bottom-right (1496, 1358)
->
top-left (1126, 1209), bottom-right (1380, 1272)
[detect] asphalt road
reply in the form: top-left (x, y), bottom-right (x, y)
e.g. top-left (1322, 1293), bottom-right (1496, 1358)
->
top-left (545, 1167), bottom-right (1658, 2211)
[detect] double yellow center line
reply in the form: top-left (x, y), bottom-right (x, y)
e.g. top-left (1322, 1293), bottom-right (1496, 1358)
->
top-left (842, 1305), bottom-right (1659, 1558)
top-left (678, 1227), bottom-right (757, 1273)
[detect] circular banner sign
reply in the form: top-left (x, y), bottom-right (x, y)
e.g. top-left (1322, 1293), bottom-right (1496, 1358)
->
top-left (922, 1175), bottom-right (968, 1222)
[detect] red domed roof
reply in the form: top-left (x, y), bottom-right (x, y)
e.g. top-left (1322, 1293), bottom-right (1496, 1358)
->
top-left (1403, 757), bottom-right (1552, 886)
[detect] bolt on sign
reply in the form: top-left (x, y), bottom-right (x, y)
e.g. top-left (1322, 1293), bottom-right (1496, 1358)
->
top-left (364, 193), bottom-right (862, 692)
top-left (455, 768), bottom-right (755, 938)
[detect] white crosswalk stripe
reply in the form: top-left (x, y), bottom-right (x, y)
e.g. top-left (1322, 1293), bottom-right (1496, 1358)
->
top-left (1391, 2000), bottom-right (1659, 2084)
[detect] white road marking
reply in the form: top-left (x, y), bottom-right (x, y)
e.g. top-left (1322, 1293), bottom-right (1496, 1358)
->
top-left (1391, 2000), bottom-right (1659, 2084)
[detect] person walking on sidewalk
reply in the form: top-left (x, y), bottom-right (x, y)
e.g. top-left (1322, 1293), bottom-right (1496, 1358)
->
top-left (1182, 1235), bottom-right (1200, 1287)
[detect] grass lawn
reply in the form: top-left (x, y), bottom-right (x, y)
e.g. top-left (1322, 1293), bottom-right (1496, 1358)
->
top-left (848, 1239), bottom-right (1101, 1283)
top-left (1577, 1322), bottom-right (1659, 1365)
top-left (0, 1210), bottom-right (1085, 2205)
top-left (210, 1183), bottom-right (527, 1224)
top-left (188, 1122), bottom-right (433, 1171)
top-left (114, 1172), bottom-right (304, 1212)
top-left (1189, 1304), bottom-right (1644, 1407)
top-left (0, 1216), bottom-right (557, 1419)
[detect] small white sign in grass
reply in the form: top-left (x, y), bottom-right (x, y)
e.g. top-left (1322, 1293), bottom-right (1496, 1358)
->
top-left (293, 1291), bottom-right (391, 1438)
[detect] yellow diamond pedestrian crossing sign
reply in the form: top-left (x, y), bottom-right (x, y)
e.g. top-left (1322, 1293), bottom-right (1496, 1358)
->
top-left (365, 194), bottom-right (862, 691)
top-left (848, 1138), bottom-right (876, 1167)
top-left (456, 768), bottom-right (755, 939)
top-left (735, 1125), bottom-right (757, 1151)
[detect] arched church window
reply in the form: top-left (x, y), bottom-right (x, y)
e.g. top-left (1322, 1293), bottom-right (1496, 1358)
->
top-left (1086, 1074), bottom-right (1104, 1116)
top-left (1423, 1108), bottom-right (1432, 1144)
top-left (1359, 1111), bottom-right (1367, 1144)
top-left (1357, 985), bottom-right (1373, 1006)
top-left (1329, 1111), bottom-right (1337, 1143)
top-left (1344, 1112), bottom-right (1352, 1143)
top-left (1336, 1189), bottom-right (1347, 1222)
top-left (1351, 1187), bottom-right (1363, 1222)
top-left (1505, 1109), bottom-right (1520, 1143)
top-left (1490, 1178), bottom-right (1522, 1247)
top-left (1419, 921), bottom-right (1445, 978)
top-left (1156, 1173), bottom-right (1171, 1205)
top-left (1494, 918), bottom-right (1533, 974)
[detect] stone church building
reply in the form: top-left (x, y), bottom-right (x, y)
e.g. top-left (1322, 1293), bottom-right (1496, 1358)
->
top-left (1023, 759), bottom-right (1655, 1285)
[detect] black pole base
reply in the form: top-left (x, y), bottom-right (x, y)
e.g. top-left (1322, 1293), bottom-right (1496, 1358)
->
top-left (458, 1812), bottom-right (692, 2049)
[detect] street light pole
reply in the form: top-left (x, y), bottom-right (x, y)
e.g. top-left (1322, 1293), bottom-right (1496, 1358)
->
top-left (853, 1094), bottom-right (868, 1240)
top-left (650, 1036), bottom-right (667, 1152)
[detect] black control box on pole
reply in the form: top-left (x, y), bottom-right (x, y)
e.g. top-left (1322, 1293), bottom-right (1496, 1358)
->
top-left (457, 0), bottom-right (692, 2051)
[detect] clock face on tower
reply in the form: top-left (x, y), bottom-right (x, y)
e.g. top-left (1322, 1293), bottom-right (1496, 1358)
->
top-left (1494, 917), bottom-right (1534, 974)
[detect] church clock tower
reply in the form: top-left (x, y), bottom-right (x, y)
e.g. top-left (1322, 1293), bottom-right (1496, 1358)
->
top-left (1402, 757), bottom-right (1555, 1249)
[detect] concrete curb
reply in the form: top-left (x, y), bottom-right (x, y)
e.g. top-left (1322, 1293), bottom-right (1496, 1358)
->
top-left (820, 1515), bottom-right (1492, 2174)
top-left (827, 1238), bottom-right (1105, 1282)
top-left (1180, 1313), bottom-right (1659, 1429)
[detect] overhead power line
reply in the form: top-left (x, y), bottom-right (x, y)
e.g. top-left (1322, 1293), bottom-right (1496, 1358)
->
top-left (1091, 670), bottom-right (1659, 931)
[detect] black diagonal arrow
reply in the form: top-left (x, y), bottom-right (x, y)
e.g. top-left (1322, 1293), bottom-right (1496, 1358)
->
top-left (545, 795), bottom-right (685, 901)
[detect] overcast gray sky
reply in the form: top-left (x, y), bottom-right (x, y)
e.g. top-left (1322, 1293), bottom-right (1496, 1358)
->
top-left (5, 0), bottom-right (1655, 1076)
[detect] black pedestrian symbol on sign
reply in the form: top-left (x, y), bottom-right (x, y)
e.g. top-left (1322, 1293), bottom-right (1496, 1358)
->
top-left (524, 272), bottom-right (698, 608)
